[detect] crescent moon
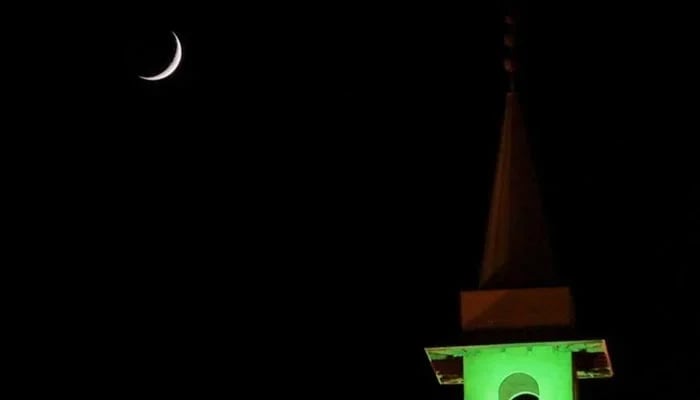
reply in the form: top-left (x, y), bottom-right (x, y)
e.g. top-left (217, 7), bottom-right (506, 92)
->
top-left (139, 31), bottom-right (183, 81)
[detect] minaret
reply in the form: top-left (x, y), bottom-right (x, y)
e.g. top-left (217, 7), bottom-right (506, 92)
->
top-left (424, 12), bottom-right (613, 400)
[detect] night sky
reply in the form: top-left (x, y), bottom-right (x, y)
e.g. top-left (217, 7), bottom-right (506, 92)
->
top-left (15, 3), bottom-right (696, 398)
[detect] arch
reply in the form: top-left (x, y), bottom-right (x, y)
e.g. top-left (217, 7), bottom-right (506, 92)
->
top-left (499, 372), bottom-right (539, 400)
top-left (510, 393), bottom-right (538, 400)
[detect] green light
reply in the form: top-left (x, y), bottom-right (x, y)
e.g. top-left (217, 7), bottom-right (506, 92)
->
top-left (462, 344), bottom-right (574, 400)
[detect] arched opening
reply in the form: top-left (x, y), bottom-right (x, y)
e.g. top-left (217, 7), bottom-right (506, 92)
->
top-left (511, 394), bottom-right (538, 400)
top-left (499, 372), bottom-right (539, 400)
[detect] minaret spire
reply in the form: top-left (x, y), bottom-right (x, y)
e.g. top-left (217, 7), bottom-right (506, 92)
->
top-left (478, 12), bottom-right (556, 289)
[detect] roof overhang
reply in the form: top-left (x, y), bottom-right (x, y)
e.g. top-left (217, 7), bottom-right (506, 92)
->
top-left (425, 339), bottom-right (613, 385)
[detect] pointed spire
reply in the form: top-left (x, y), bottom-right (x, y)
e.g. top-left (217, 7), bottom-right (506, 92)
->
top-left (479, 93), bottom-right (555, 289)
top-left (479, 14), bottom-right (555, 289)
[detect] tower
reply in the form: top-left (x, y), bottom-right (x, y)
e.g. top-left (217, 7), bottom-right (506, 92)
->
top-left (424, 13), bottom-right (613, 400)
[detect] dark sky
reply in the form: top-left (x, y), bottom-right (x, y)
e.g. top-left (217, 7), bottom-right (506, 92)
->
top-left (13, 3), bottom-right (696, 398)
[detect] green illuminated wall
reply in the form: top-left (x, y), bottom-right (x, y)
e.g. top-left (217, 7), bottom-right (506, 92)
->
top-left (462, 344), bottom-right (574, 400)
